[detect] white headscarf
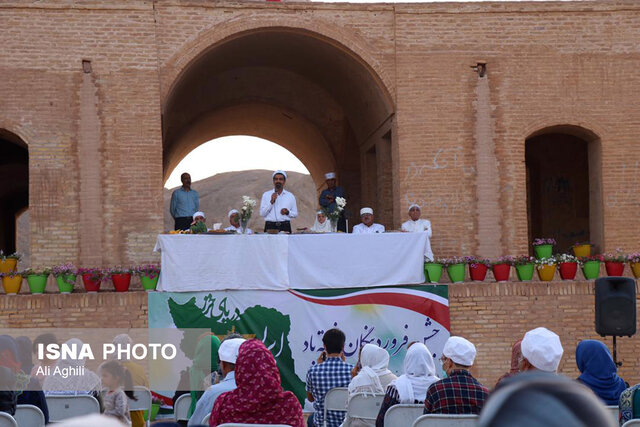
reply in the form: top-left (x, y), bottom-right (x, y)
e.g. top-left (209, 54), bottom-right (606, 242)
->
top-left (43, 338), bottom-right (102, 395)
top-left (348, 344), bottom-right (393, 395)
top-left (390, 343), bottom-right (439, 403)
top-left (310, 211), bottom-right (332, 233)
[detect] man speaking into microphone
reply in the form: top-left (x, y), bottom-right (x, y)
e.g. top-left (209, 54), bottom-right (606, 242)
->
top-left (259, 170), bottom-right (298, 233)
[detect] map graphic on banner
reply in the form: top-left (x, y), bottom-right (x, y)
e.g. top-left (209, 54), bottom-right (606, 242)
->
top-left (148, 285), bottom-right (449, 402)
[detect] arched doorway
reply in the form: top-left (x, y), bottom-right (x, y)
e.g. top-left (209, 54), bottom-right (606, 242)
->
top-left (0, 129), bottom-right (28, 254)
top-left (162, 28), bottom-right (395, 228)
top-left (525, 126), bottom-right (603, 253)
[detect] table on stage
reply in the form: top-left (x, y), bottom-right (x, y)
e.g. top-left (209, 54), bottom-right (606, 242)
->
top-left (153, 232), bottom-right (429, 291)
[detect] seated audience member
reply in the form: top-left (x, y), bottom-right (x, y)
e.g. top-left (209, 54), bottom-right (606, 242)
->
top-left (43, 338), bottom-right (102, 397)
top-left (310, 210), bottom-right (333, 233)
top-left (424, 336), bottom-right (489, 415)
top-left (189, 337), bottom-right (244, 426)
top-left (110, 334), bottom-right (148, 427)
top-left (401, 204), bottom-right (434, 261)
top-left (190, 211), bottom-right (208, 234)
top-left (210, 339), bottom-right (303, 427)
top-left (352, 208), bottom-right (385, 234)
top-left (31, 333), bottom-right (58, 383)
top-left (375, 342), bottom-right (438, 426)
top-left (0, 336), bottom-right (18, 416)
top-left (520, 327), bottom-right (563, 373)
top-left (575, 339), bottom-right (626, 406)
top-left (478, 371), bottom-right (617, 427)
top-left (188, 334), bottom-right (221, 419)
top-left (620, 383), bottom-right (640, 425)
top-left (494, 339), bottom-right (523, 388)
top-left (224, 209), bottom-right (253, 234)
top-left (15, 336), bottom-right (49, 423)
top-left (306, 328), bottom-right (353, 427)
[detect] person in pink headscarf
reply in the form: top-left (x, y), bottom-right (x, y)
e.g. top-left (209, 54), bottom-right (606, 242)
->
top-left (209, 339), bottom-right (304, 427)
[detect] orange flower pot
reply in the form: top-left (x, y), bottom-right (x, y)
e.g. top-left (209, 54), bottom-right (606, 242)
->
top-left (630, 262), bottom-right (640, 279)
top-left (537, 264), bottom-right (556, 282)
top-left (2, 275), bottom-right (22, 294)
top-left (572, 244), bottom-right (591, 258)
top-left (0, 259), bottom-right (17, 274)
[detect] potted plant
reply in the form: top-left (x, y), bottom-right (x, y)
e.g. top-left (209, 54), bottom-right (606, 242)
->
top-left (572, 242), bottom-right (592, 258)
top-left (536, 256), bottom-right (557, 282)
top-left (532, 238), bottom-right (556, 260)
top-left (580, 255), bottom-right (602, 280)
top-left (0, 251), bottom-right (21, 274)
top-left (443, 257), bottom-right (466, 284)
top-left (514, 255), bottom-right (535, 282)
top-left (136, 264), bottom-right (161, 291)
top-left (23, 268), bottom-right (51, 294)
top-left (424, 258), bottom-right (444, 284)
top-left (628, 253), bottom-right (640, 279)
top-left (556, 254), bottom-right (579, 280)
top-left (491, 256), bottom-right (514, 282)
top-left (109, 267), bottom-right (132, 292)
top-left (465, 256), bottom-right (490, 282)
top-left (603, 250), bottom-right (626, 276)
top-left (51, 263), bottom-right (77, 294)
top-left (78, 268), bottom-right (104, 293)
top-left (1, 271), bottom-right (23, 294)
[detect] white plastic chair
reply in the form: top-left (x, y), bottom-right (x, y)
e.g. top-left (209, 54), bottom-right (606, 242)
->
top-left (384, 404), bottom-right (424, 427)
top-left (203, 412), bottom-right (211, 424)
top-left (344, 393), bottom-right (385, 425)
top-left (129, 386), bottom-right (152, 412)
top-left (622, 420), bottom-right (640, 427)
top-left (174, 393), bottom-right (192, 421)
top-left (323, 387), bottom-right (348, 427)
top-left (412, 413), bottom-right (478, 427)
top-left (45, 394), bottom-right (101, 422)
top-left (605, 405), bottom-right (620, 423)
top-left (14, 404), bottom-right (45, 427)
top-left (0, 413), bottom-right (17, 427)
top-left (218, 424), bottom-right (291, 427)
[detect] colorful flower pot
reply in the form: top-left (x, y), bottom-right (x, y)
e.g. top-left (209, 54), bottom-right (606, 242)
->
top-left (605, 261), bottom-right (624, 277)
top-left (558, 262), bottom-right (578, 280)
top-left (468, 263), bottom-right (488, 282)
top-left (2, 275), bottom-right (22, 294)
top-left (447, 263), bottom-right (465, 283)
top-left (111, 273), bottom-right (131, 292)
top-left (492, 264), bottom-right (511, 282)
top-left (424, 263), bottom-right (443, 284)
top-left (56, 275), bottom-right (76, 293)
top-left (630, 262), bottom-right (640, 279)
top-left (582, 261), bottom-right (600, 280)
top-left (81, 274), bottom-right (101, 293)
top-left (516, 264), bottom-right (534, 281)
top-left (141, 275), bottom-right (159, 291)
top-left (534, 244), bottom-right (553, 260)
top-left (573, 244), bottom-right (591, 258)
top-left (537, 264), bottom-right (556, 282)
top-left (0, 259), bottom-right (17, 274)
top-left (150, 403), bottom-right (160, 421)
top-left (27, 274), bottom-right (48, 294)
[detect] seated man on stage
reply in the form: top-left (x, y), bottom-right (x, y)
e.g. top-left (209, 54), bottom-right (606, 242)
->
top-left (352, 207), bottom-right (385, 234)
top-left (225, 209), bottom-right (253, 234)
top-left (190, 211), bottom-right (208, 234)
top-left (401, 204), bottom-right (434, 261)
top-left (259, 170), bottom-right (298, 233)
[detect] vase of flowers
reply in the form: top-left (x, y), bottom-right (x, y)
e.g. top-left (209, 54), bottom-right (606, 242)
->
top-left (572, 242), bottom-right (592, 258)
top-left (443, 257), bottom-right (466, 283)
top-left (109, 267), bottom-right (132, 292)
top-left (1, 271), bottom-right (23, 294)
top-left (466, 256), bottom-right (490, 282)
top-left (23, 268), bottom-right (50, 294)
top-left (240, 196), bottom-right (257, 234)
top-left (324, 197), bottom-right (347, 232)
top-left (0, 251), bottom-right (21, 274)
top-left (136, 264), bottom-right (161, 291)
top-left (514, 255), bottom-right (535, 281)
top-left (580, 255), bottom-right (602, 280)
top-left (603, 250), bottom-right (626, 276)
top-left (491, 256), bottom-right (513, 282)
top-left (532, 238), bottom-right (556, 260)
top-left (78, 267), bottom-right (104, 293)
top-left (556, 254), bottom-right (579, 280)
top-left (536, 256), bottom-right (557, 282)
top-left (424, 259), bottom-right (444, 283)
top-left (628, 253), bottom-right (640, 279)
top-left (52, 263), bottom-right (78, 294)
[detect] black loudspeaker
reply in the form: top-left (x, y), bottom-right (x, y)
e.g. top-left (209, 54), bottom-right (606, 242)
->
top-left (595, 277), bottom-right (636, 337)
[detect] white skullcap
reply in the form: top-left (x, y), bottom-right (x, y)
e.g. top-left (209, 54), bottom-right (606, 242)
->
top-left (316, 210), bottom-right (324, 215)
top-left (192, 211), bottom-right (205, 220)
top-left (360, 207), bottom-right (374, 216)
top-left (272, 170), bottom-right (287, 179)
top-left (521, 327), bottom-right (563, 372)
top-left (228, 209), bottom-right (239, 218)
top-left (443, 336), bottom-right (477, 366)
top-left (408, 204), bottom-right (421, 212)
top-left (325, 172), bottom-right (336, 180)
top-left (218, 338), bottom-right (245, 364)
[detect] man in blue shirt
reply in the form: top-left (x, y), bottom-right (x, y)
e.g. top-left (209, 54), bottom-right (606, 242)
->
top-left (319, 172), bottom-right (347, 232)
top-left (170, 172), bottom-right (199, 230)
top-left (306, 328), bottom-right (353, 427)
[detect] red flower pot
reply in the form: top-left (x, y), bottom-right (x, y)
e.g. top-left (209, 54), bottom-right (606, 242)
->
top-left (605, 262), bottom-right (624, 276)
top-left (469, 263), bottom-right (488, 282)
top-left (111, 273), bottom-right (131, 292)
top-left (81, 274), bottom-right (101, 292)
top-left (492, 264), bottom-right (510, 282)
top-left (559, 262), bottom-right (578, 280)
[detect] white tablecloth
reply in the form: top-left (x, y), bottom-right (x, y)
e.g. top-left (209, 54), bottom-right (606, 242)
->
top-left (154, 232), bottom-right (428, 291)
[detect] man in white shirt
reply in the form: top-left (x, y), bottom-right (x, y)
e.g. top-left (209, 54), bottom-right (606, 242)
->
top-left (259, 170), bottom-right (298, 233)
top-left (224, 209), bottom-right (253, 234)
top-left (352, 207), bottom-right (385, 234)
top-left (401, 204), bottom-right (434, 261)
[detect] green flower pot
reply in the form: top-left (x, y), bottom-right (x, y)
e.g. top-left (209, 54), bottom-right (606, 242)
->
top-left (516, 263), bottom-right (535, 281)
top-left (534, 244), bottom-right (553, 259)
top-left (150, 403), bottom-right (160, 421)
top-left (447, 263), bottom-right (465, 283)
top-left (582, 261), bottom-right (601, 280)
top-left (424, 263), bottom-right (443, 283)
top-left (56, 275), bottom-right (76, 293)
top-left (141, 275), bottom-right (159, 292)
top-left (27, 274), bottom-right (48, 294)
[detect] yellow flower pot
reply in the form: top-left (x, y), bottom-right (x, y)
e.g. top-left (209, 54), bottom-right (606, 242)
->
top-left (0, 259), bottom-right (17, 274)
top-left (572, 244), bottom-right (591, 258)
top-left (2, 275), bottom-right (23, 294)
top-left (537, 264), bottom-right (556, 282)
top-left (630, 262), bottom-right (640, 279)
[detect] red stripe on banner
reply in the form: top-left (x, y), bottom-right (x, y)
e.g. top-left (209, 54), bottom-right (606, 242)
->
top-left (289, 291), bottom-right (450, 330)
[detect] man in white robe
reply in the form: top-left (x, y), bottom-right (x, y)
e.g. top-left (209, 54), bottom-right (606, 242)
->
top-left (352, 207), bottom-right (385, 234)
top-left (401, 204), bottom-right (434, 261)
top-left (224, 209), bottom-right (253, 234)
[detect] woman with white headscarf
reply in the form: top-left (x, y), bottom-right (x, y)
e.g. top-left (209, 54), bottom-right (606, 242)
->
top-left (374, 343), bottom-right (439, 427)
top-left (310, 210), bottom-right (332, 233)
top-left (43, 338), bottom-right (101, 397)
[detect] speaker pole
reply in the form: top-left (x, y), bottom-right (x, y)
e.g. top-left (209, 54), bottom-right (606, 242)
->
top-left (613, 336), bottom-right (622, 367)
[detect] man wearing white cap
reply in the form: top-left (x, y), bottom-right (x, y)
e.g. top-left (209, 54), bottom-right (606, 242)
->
top-left (224, 209), bottom-right (253, 234)
top-left (519, 327), bottom-right (564, 373)
top-left (189, 211), bottom-right (207, 234)
top-left (401, 204), bottom-right (434, 261)
top-left (352, 207), bottom-right (385, 234)
top-left (424, 336), bottom-right (489, 414)
top-left (259, 170), bottom-right (298, 233)
top-left (188, 337), bottom-right (245, 426)
top-left (319, 172), bottom-right (347, 232)
top-left (170, 172), bottom-right (199, 231)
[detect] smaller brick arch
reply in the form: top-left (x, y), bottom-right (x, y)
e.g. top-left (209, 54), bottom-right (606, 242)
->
top-left (0, 127), bottom-right (29, 254)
